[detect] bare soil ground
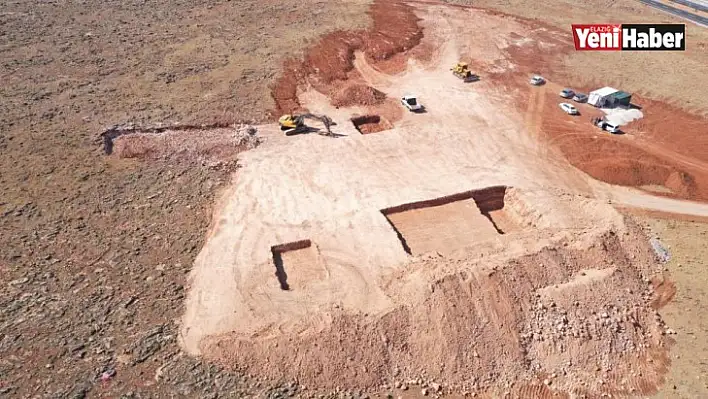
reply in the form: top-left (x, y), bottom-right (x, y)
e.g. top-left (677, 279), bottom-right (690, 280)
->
top-left (445, 0), bottom-right (708, 114)
top-left (385, 199), bottom-right (500, 255)
top-left (639, 217), bottom-right (708, 398)
top-left (0, 0), bottom-right (370, 397)
top-left (107, 124), bottom-right (261, 164)
top-left (182, 2), bottom-right (708, 397)
top-left (2, 0), bottom-right (708, 398)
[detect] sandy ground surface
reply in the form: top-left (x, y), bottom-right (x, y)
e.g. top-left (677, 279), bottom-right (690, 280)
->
top-left (182, 3), bottom-right (708, 396)
top-left (2, 0), bottom-right (708, 397)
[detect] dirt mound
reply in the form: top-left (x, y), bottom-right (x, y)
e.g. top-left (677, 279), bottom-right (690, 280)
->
top-left (665, 171), bottom-right (697, 198)
top-left (581, 159), bottom-right (672, 187)
top-left (558, 135), bottom-right (703, 201)
top-left (332, 84), bottom-right (387, 107)
top-left (206, 224), bottom-right (671, 397)
top-left (579, 158), bottom-right (696, 196)
top-left (271, 0), bottom-right (422, 115)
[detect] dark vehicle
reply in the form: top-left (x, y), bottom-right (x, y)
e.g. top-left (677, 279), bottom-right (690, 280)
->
top-left (559, 88), bottom-right (575, 99)
top-left (573, 93), bottom-right (588, 103)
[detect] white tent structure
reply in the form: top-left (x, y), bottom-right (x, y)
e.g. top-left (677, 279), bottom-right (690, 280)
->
top-left (588, 87), bottom-right (619, 107)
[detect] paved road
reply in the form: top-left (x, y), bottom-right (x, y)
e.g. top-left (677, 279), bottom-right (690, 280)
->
top-left (611, 189), bottom-right (708, 217)
top-left (590, 179), bottom-right (708, 218)
top-left (669, 0), bottom-right (708, 13)
top-left (638, 0), bottom-right (708, 27)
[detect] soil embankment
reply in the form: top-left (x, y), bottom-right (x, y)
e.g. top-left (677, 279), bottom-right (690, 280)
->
top-left (271, 0), bottom-right (422, 115)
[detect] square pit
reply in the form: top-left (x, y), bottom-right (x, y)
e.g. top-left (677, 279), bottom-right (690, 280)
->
top-left (351, 114), bottom-right (393, 134)
top-left (381, 186), bottom-right (522, 255)
top-left (270, 240), bottom-right (325, 291)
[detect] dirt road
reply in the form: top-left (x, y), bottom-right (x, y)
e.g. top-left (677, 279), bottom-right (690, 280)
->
top-left (605, 186), bottom-right (708, 217)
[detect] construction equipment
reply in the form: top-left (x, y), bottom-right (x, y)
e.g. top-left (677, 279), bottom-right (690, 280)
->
top-left (278, 113), bottom-right (335, 136)
top-left (450, 62), bottom-right (480, 82)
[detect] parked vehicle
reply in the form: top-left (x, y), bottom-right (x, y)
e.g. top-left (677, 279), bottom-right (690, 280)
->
top-left (592, 116), bottom-right (621, 133)
top-left (603, 121), bottom-right (620, 133)
top-left (401, 95), bottom-right (423, 112)
top-left (529, 75), bottom-right (545, 85)
top-left (573, 93), bottom-right (588, 103)
top-left (559, 88), bottom-right (575, 98)
top-left (559, 102), bottom-right (579, 115)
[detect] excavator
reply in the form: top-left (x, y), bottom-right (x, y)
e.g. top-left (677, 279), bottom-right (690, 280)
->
top-left (278, 113), bottom-right (336, 136)
top-left (451, 62), bottom-right (480, 82)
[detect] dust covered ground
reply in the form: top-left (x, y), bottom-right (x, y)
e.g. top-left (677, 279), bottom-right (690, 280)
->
top-left (2, 0), bottom-right (708, 398)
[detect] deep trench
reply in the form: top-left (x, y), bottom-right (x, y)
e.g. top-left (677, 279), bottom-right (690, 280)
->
top-left (98, 122), bottom-right (234, 155)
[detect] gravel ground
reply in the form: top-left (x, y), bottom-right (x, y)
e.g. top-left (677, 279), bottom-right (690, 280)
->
top-left (0, 0), bottom-right (368, 397)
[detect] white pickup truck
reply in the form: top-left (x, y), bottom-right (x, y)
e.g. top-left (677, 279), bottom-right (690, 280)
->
top-left (592, 117), bottom-right (620, 134)
top-left (401, 95), bottom-right (423, 112)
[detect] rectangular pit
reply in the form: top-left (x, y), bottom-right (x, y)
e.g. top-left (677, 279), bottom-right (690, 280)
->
top-left (351, 114), bottom-right (393, 134)
top-left (381, 186), bottom-right (522, 255)
top-left (270, 240), bottom-right (324, 291)
top-left (471, 185), bottom-right (520, 235)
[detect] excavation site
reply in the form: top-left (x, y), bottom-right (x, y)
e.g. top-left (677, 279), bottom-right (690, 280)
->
top-left (270, 240), bottom-right (325, 292)
top-left (6, 0), bottom-right (708, 396)
top-left (351, 114), bottom-right (394, 134)
top-left (381, 186), bottom-right (525, 255)
top-left (177, 1), bottom-right (708, 397)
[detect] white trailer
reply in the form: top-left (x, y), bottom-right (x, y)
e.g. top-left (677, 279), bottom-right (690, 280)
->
top-left (588, 87), bottom-right (619, 107)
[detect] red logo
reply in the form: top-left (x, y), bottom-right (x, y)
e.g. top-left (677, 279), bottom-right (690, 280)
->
top-left (572, 24), bottom-right (622, 51)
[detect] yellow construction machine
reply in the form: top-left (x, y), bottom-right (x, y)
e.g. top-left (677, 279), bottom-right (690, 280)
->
top-left (278, 113), bottom-right (336, 136)
top-left (451, 62), bottom-right (480, 82)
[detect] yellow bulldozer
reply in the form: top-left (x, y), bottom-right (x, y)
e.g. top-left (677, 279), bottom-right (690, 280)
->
top-left (278, 113), bottom-right (336, 136)
top-left (451, 62), bottom-right (480, 82)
